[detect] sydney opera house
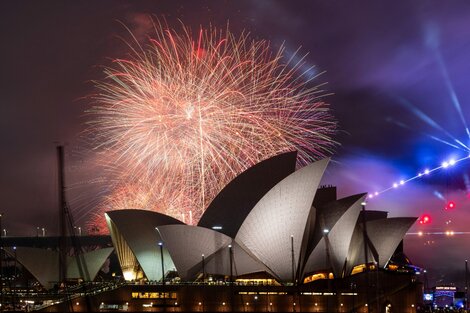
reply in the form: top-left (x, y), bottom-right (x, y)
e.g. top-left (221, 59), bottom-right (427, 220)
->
top-left (5, 152), bottom-right (423, 312)
top-left (106, 152), bottom-right (416, 284)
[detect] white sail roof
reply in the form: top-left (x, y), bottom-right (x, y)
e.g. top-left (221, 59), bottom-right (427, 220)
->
top-left (345, 217), bottom-right (416, 273)
top-left (235, 158), bottom-right (329, 282)
top-left (157, 225), bottom-right (232, 280)
top-left (303, 194), bottom-right (365, 277)
top-left (106, 209), bottom-right (183, 281)
top-left (367, 217), bottom-right (417, 267)
top-left (198, 151), bottom-right (297, 237)
top-left (6, 247), bottom-right (113, 289)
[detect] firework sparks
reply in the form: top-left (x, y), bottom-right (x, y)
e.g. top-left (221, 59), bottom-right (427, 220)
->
top-left (87, 20), bottom-right (336, 227)
top-left (86, 176), bottom-right (185, 234)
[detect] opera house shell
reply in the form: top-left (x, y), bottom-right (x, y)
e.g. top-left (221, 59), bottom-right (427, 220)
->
top-left (5, 247), bottom-right (114, 289)
top-left (106, 151), bottom-right (416, 285)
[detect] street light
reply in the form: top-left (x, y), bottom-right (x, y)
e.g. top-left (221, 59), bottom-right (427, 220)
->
top-left (158, 242), bottom-right (165, 285)
top-left (228, 244), bottom-right (234, 311)
top-left (291, 235), bottom-right (295, 285)
top-left (201, 254), bottom-right (205, 284)
top-left (201, 253), bottom-right (206, 312)
top-left (74, 226), bottom-right (82, 236)
top-left (228, 245), bottom-right (233, 284)
top-left (13, 246), bottom-right (17, 279)
top-left (322, 228), bottom-right (331, 313)
top-left (361, 201), bottom-right (370, 313)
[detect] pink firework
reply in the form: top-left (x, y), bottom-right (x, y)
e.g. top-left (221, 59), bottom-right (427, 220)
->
top-left (88, 20), bottom-right (337, 226)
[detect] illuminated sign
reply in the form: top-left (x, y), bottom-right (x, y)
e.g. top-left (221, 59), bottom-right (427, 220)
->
top-left (132, 292), bottom-right (177, 299)
top-left (435, 286), bottom-right (457, 291)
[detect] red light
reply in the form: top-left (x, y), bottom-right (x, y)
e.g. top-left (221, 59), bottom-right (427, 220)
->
top-left (419, 214), bottom-right (432, 224)
top-left (446, 201), bottom-right (456, 210)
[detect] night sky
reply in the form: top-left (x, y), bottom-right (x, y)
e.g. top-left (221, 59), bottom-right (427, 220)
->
top-left (1, 1), bottom-right (470, 287)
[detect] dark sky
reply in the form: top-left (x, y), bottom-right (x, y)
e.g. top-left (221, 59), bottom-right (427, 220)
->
top-left (1, 0), bottom-right (470, 287)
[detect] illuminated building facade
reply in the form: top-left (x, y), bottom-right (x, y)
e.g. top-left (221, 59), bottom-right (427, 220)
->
top-left (10, 152), bottom-right (421, 312)
top-left (106, 152), bottom-right (417, 286)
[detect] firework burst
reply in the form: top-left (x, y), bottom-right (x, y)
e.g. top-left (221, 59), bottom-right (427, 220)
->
top-left (87, 20), bottom-right (336, 227)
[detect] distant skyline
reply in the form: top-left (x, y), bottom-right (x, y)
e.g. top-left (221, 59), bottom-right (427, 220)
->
top-left (1, 0), bottom-right (469, 287)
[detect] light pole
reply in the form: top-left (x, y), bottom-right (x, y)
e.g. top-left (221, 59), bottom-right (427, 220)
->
top-left (228, 244), bottom-right (234, 312)
top-left (322, 228), bottom-right (331, 313)
top-left (201, 254), bottom-right (205, 284)
top-left (201, 254), bottom-right (205, 312)
top-left (291, 234), bottom-right (298, 313)
top-left (361, 201), bottom-right (370, 313)
top-left (74, 226), bottom-right (82, 236)
top-left (158, 241), bottom-right (166, 312)
top-left (228, 245), bottom-right (233, 284)
top-left (13, 246), bottom-right (17, 280)
top-left (159, 242), bottom-right (165, 285)
top-left (291, 235), bottom-right (295, 285)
